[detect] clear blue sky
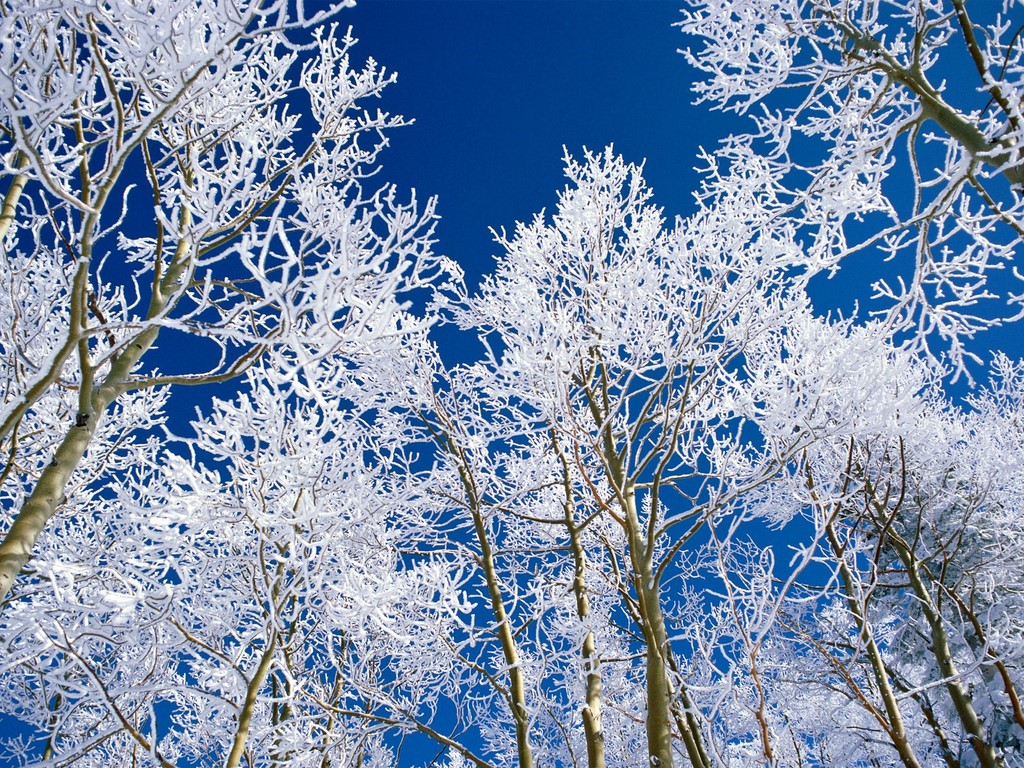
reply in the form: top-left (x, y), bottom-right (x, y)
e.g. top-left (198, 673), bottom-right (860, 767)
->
top-left (342, 0), bottom-right (731, 288)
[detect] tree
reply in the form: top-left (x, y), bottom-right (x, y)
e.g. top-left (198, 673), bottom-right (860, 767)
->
top-left (676, 3), bottom-right (1024, 761)
top-left (352, 147), bottom-right (812, 768)
top-left (0, 356), bottom-right (469, 766)
top-left (0, 0), bottom-right (447, 605)
top-left (730, 312), bottom-right (1024, 767)
top-left (681, 0), bottom-right (1024, 373)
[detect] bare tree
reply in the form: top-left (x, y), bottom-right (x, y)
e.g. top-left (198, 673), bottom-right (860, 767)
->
top-left (0, 0), bottom-right (446, 605)
top-left (682, 0), bottom-right (1024, 373)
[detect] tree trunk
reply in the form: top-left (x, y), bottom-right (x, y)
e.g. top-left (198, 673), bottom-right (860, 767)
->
top-left (622, 481), bottom-right (674, 768)
top-left (826, 522), bottom-right (923, 768)
top-left (886, 530), bottom-right (1003, 768)
top-left (555, 431), bottom-right (605, 768)
top-left (0, 213), bottom-right (191, 606)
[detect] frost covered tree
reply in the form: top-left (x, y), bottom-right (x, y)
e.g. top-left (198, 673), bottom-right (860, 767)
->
top-left (675, 3), bottom-right (1024, 761)
top-left (451, 148), bottom-right (793, 768)
top-left (725, 314), bottom-right (1024, 767)
top-left (0, 0), bottom-right (447, 605)
top-left (681, 0), bottom-right (1024, 372)
top-left (0, 355), bottom-right (470, 766)
top-left (353, 147), bottom-right (814, 768)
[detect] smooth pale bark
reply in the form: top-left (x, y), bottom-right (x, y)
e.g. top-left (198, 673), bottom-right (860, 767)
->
top-left (0, 218), bottom-right (192, 606)
top-left (454, 453), bottom-right (534, 768)
top-left (667, 664), bottom-right (712, 768)
top-left (620, 479), bottom-right (674, 768)
top-left (0, 177), bottom-right (86, 447)
top-left (0, 326), bottom-right (159, 603)
top-left (570, 526), bottom-right (605, 768)
top-left (556, 436), bottom-right (605, 768)
top-left (584, 357), bottom-right (706, 768)
top-left (225, 636), bottom-right (278, 768)
top-left (842, 21), bottom-right (1024, 186)
top-left (949, 589), bottom-right (1024, 734)
top-left (0, 408), bottom-right (96, 602)
top-left (615, 474), bottom-right (711, 768)
top-left (471, 503), bottom-right (533, 768)
top-left (0, 155), bottom-right (28, 244)
top-left (565, 493), bottom-right (602, 768)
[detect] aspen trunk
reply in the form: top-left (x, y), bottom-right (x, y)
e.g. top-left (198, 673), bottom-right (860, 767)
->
top-left (0, 326), bottom-right (164, 604)
top-left (473, 507), bottom-right (533, 768)
top-left (225, 638), bottom-right (278, 768)
top-left (0, 215), bottom-right (191, 606)
top-left (906, 564), bottom-right (1002, 768)
top-left (622, 481), bottom-right (674, 768)
top-left (457, 457), bottom-right (534, 768)
top-left (555, 431), bottom-right (605, 768)
top-left (0, 156), bottom-right (27, 244)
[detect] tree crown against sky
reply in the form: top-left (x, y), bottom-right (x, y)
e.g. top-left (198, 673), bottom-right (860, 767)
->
top-left (0, 1), bottom-right (1023, 767)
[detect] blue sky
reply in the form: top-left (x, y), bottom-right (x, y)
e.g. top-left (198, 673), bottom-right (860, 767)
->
top-left (341, 0), bottom-right (732, 288)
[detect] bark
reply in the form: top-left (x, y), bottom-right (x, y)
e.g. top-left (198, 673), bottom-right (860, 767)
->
top-left (0, 330), bottom-right (164, 605)
top-left (0, 154), bottom-right (28, 244)
top-left (885, 529), bottom-right (1003, 768)
top-left (0, 412), bottom-right (97, 603)
top-left (667, 668), bottom-right (712, 768)
top-left (225, 636), bottom-right (278, 768)
top-left (554, 431), bottom-right (605, 768)
top-left (842, 22), bottom-right (1024, 186)
top-left (825, 522), bottom-right (923, 768)
top-left (457, 453), bottom-right (534, 768)
top-left (621, 479), bottom-right (674, 768)
top-left (583, 355), bottom-right (702, 768)
top-left (0, 215), bottom-right (192, 606)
